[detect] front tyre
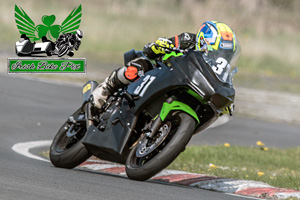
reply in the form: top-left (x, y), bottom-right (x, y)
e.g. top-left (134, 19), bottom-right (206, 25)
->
top-left (57, 45), bottom-right (69, 57)
top-left (126, 112), bottom-right (195, 181)
top-left (50, 109), bottom-right (90, 169)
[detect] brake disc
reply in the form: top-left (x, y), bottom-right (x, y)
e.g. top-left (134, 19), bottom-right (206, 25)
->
top-left (136, 121), bottom-right (171, 158)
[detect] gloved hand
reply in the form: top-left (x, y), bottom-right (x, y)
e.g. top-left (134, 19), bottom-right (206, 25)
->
top-left (151, 37), bottom-right (174, 54)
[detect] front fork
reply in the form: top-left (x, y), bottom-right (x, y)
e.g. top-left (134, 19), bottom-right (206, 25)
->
top-left (85, 102), bottom-right (94, 129)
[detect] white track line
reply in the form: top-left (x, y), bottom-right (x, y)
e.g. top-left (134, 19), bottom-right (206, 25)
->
top-left (12, 140), bottom-right (52, 162)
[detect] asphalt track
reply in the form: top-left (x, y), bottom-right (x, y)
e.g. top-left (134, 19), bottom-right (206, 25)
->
top-left (1, 73), bottom-right (299, 200)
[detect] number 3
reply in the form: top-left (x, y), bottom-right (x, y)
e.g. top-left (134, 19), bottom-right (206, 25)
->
top-left (212, 57), bottom-right (228, 75)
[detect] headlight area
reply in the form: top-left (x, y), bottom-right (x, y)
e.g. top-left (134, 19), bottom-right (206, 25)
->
top-left (210, 94), bottom-right (234, 111)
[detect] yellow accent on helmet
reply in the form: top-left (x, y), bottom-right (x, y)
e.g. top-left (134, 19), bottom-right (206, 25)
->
top-left (196, 21), bottom-right (236, 52)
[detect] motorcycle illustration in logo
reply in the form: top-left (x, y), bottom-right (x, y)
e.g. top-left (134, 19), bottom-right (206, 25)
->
top-left (14, 4), bottom-right (83, 57)
top-left (8, 4), bottom-right (86, 74)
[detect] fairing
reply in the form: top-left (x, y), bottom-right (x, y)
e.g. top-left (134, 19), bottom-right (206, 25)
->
top-left (83, 50), bottom-right (236, 164)
top-left (127, 50), bottom-right (235, 112)
top-left (203, 39), bottom-right (241, 84)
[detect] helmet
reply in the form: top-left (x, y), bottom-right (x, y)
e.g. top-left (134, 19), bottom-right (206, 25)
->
top-left (196, 21), bottom-right (236, 51)
top-left (196, 21), bottom-right (241, 83)
top-left (76, 29), bottom-right (84, 40)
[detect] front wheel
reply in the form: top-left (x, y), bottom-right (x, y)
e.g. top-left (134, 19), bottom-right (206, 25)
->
top-left (57, 45), bottom-right (69, 57)
top-left (125, 112), bottom-right (196, 181)
top-left (50, 108), bottom-right (90, 169)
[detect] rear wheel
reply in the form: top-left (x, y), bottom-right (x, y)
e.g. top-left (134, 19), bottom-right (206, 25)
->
top-left (50, 109), bottom-right (90, 169)
top-left (125, 112), bottom-right (195, 181)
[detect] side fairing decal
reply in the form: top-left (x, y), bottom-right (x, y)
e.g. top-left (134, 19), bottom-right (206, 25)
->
top-left (133, 75), bottom-right (156, 97)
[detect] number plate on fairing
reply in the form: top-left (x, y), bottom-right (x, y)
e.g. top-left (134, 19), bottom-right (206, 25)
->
top-left (133, 75), bottom-right (156, 97)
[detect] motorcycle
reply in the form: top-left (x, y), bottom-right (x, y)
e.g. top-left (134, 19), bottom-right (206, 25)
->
top-left (49, 45), bottom-right (239, 181)
top-left (52, 38), bottom-right (76, 57)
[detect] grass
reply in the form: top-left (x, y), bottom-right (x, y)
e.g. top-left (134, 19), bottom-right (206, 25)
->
top-left (40, 150), bottom-right (50, 158)
top-left (167, 144), bottom-right (300, 190)
top-left (41, 141), bottom-right (300, 190)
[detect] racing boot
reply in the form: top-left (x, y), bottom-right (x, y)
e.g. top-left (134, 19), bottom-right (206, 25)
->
top-left (92, 59), bottom-right (146, 109)
top-left (92, 79), bottom-right (111, 109)
top-left (92, 67), bottom-right (131, 109)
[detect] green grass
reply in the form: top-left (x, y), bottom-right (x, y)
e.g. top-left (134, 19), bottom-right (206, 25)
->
top-left (168, 145), bottom-right (300, 190)
top-left (40, 151), bottom-right (50, 158)
top-left (235, 52), bottom-right (300, 93)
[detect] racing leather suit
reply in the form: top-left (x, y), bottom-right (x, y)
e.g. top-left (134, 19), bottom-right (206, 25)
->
top-left (92, 32), bottom-right (196, 109)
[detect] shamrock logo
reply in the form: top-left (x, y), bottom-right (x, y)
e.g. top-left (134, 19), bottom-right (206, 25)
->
top-left (15, 4), bottom-right (82, 41)
top-left (36, 15), bottom-right (61, 40)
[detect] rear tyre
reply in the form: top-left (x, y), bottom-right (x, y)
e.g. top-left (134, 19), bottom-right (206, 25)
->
top-left (125, 112), bottom-right (195, 181)
top-left (50, 109), bottom-right (90, 169)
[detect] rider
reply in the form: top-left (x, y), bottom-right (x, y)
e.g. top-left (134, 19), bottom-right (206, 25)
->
top-left (92, 21), bottom-right (238, 109)
top-left (55, 29), bottom-right (83, 56)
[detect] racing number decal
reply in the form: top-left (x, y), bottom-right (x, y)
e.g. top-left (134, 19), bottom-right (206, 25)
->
top-left (212, 57), bottom-right (228, 75)
top-left (133, 75), bottom-right (156, 97)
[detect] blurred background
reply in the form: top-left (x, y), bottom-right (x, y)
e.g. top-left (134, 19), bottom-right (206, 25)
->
top-left (1, 0), bottom-right (300, 122)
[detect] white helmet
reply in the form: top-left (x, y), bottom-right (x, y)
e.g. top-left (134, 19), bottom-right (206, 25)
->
top-left (76, 29), bottom-right (83, 40)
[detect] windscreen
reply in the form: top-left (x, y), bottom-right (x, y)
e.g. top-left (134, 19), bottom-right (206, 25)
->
top-left (202, 40), bottom-right (241, 84)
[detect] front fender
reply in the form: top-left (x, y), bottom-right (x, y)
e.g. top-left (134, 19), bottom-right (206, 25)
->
top-left (160, 101), bottom-right (200, 125)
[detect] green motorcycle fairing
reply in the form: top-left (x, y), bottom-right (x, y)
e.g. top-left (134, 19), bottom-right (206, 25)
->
top-left (160, 101), bottom-right (200, 125)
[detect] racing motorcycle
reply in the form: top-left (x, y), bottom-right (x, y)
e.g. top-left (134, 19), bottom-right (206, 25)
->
top-left (52, 37), bottom-right (77, 57)
top-left (50, 45), bottom-right (239, 181)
